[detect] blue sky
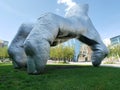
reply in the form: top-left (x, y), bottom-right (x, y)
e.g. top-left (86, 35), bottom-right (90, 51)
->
top-left (0, 0), bottom-right (120, 43)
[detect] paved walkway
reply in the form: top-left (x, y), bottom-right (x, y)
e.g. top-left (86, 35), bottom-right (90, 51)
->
top-left (47, 60), bottom-right (120, 68)
top-left (69, 61), bottom-right (120, 68)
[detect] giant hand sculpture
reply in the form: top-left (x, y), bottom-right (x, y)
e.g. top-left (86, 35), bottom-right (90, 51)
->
top-left (8, 4), bottom-right (108, 74)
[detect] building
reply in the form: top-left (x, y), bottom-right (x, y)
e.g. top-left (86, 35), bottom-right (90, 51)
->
top-left (78, 44), bottom-right (92, 61)
top-left (62, 39), bottom-right (82, 62)
top-left (0, 39), bottom-right (9, 47)
top-left (110, 35), bottom-right (120, 46)
top-left (65, 39), bottom-right (92, 62)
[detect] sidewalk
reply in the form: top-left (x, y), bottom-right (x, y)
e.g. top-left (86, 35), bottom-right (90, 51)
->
top-left (101, 62), bottom-right (120, 68)
top-left (47, 60), bottom-right (120, 68)
top-left (69, 61), bottom-right (120, 68)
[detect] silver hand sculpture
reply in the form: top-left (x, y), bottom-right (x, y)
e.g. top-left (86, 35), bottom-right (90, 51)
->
top-left (8, 4), bottom-right (109, 74)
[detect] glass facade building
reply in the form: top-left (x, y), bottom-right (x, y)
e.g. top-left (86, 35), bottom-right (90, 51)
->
top-left (110, 35), bottom-right (120, 45)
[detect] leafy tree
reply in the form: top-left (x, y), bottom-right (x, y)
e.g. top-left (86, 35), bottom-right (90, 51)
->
top-left (0, 47), bottom-right (9, 62)
top-left (108, 45), bottom-right (120, 61)
top-left (50, 45), bottom-right (74, 62)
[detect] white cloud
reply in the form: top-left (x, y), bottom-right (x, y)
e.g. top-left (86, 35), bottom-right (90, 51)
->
top-left (57, 0), bottom-right (77, 11)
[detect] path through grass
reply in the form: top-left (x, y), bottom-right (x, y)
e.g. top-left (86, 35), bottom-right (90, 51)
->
top-left (0, 63), bottom-right (120, 90)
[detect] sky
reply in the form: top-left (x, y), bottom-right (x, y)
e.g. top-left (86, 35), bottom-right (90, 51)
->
top-left (0, 0), bottom-right (120, 44)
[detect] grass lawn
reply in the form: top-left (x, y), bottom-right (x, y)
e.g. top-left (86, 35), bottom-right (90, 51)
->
top-left (0, 63), bottom-right (120, 90)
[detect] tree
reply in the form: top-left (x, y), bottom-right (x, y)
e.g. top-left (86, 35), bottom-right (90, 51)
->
top-left (108, 45), bottom-right (120, 61)
top-left (0, 47), bottom-right (9, 62)
top-left (50, 45), bottom-right (74, 62)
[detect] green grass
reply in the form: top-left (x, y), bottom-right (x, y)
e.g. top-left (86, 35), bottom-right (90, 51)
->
top-left (0, 63), bottom-right (120, 90)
